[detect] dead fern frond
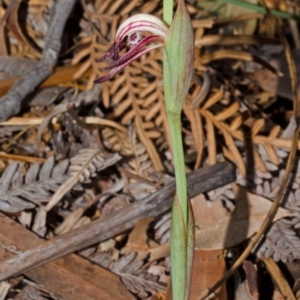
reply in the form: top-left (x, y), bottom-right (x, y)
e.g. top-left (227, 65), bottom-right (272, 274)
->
top-left (102, 125), bottom-right (157, 198)
top-left (255, 219), bottom-right (300, 263)
top-left (110, 253), bottom-right (165, 298)
top-left (68, 148), bottom-right (121, 182)
top-left (124, 126), bottom-right (155, 178)
top-left (183, 103), bottom-right (204, 169)
top-left (101, 127), bottom-right (128, 153)
top-left (249, 159), bottom-right (300, 262)
top-left (45, 148), bottom-right (121, 211)
top-left (183, 87), bottom-right (300, 174)
top-left (0, 156), bottom-right (68, 212)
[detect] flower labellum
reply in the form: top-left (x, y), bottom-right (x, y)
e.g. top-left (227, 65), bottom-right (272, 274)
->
top-left (94, 14), bottom-right (168, 83)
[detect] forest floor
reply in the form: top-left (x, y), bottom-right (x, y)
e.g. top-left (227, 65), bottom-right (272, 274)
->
top-left (0, 0), bottom-right (300, 299)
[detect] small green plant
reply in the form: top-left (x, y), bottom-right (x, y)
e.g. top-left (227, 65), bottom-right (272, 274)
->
top-left (163, 1), bottom-right (195, 299)
top-left (95, 1), bottom-right (195, 298)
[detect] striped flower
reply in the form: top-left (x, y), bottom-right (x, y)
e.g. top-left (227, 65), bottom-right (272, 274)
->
top-left (94, 14), bottom-right (168, 83)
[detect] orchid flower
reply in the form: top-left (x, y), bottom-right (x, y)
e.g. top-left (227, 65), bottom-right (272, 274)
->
top-left (94, 14), bottom-right (168, 83)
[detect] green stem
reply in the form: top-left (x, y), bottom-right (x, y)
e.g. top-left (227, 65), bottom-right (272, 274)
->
top-left (163, 1), bottom-right (192, 299)
top-left (167, 110), bottom-right (188, 225)
top-left (163, 0), bottom-right (174, 25)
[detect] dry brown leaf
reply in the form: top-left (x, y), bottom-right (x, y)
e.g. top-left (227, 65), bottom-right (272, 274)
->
top-left (149, 243), bottom-right (170, 263)
top-left (248, 50), bottom-right (300, 101)
top-left (121, 218), bottom-right (153, 261)
top-left (190, 249), bottom-right (227, 300)
top-left (192, 185), bottom-right (293, 250)
top-left (0, 213), bottom-right (134, 300)
top-left (148, 183), bottom-right (292, 259)
top-left (243, 261), bottom-right (259, 300)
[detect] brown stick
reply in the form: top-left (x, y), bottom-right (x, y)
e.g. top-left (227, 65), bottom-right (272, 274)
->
top-left (0, 64), bottom-right (91, 97)
top-left (0, 162), bottom-right (235, 280)
top-left (0, 0), bottom-right (76, 121)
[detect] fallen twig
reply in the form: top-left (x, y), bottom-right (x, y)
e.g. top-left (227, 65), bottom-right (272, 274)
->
top-left (0, 0), bottom-right (76, 121)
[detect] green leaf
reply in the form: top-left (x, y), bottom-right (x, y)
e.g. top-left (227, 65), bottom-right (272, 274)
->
top-left (171, 194), bottom-right (187, 300)
top-left (163, 2), bottom-right (195, 300)
top-left (185, 197), bottom-right (195, 300)
top-left (163, 0), bottom-right (174, 25)
top-left (163, 0), bottom-right (194, 114)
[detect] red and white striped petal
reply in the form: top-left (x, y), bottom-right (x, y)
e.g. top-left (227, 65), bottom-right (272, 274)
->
top-left (94, 14), bottom-right (167, 83)
top-left (116, 14), bottom-right (168, 44)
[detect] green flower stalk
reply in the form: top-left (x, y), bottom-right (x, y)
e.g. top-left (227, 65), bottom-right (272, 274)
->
top-left (94, 2), bottom-right (195, 298)
top-left (164, 1), bottom-right (195, 299)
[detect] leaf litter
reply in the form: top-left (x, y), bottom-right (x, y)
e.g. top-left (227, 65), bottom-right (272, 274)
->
top-left (0, 0), bottom-right (300, 299)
